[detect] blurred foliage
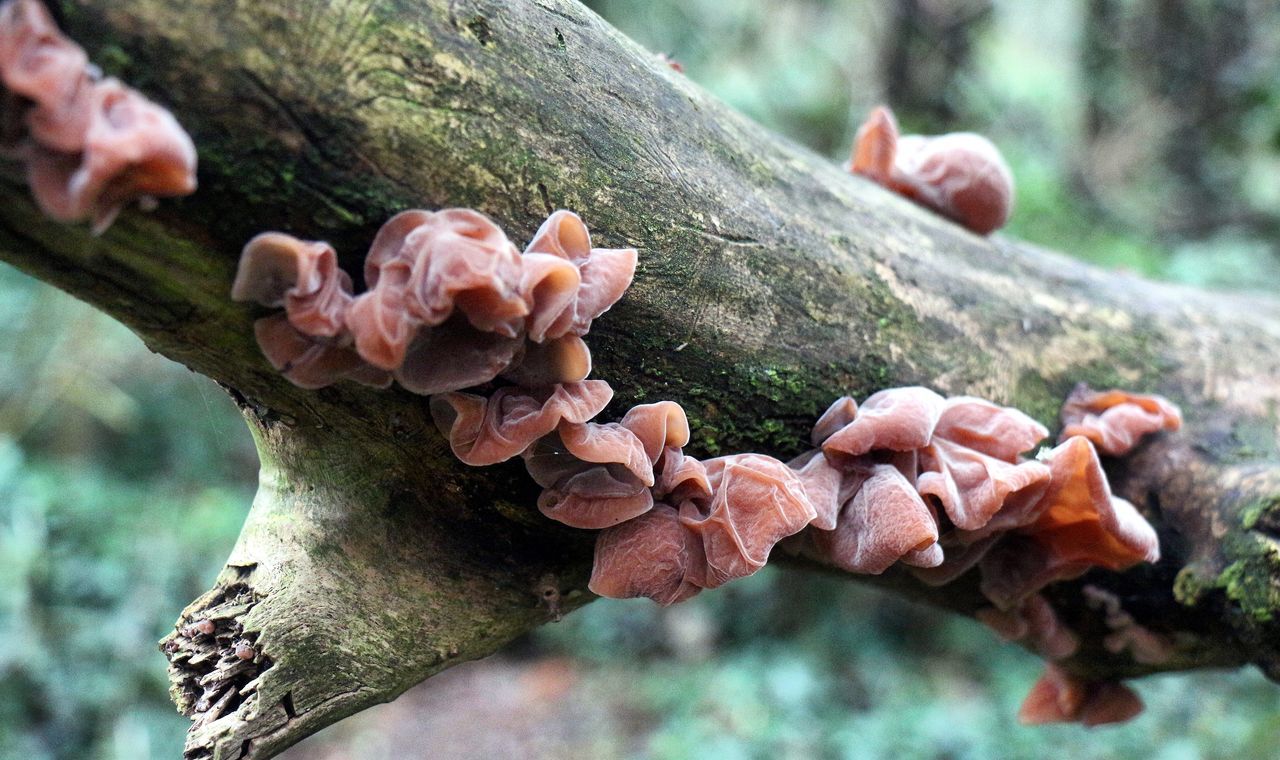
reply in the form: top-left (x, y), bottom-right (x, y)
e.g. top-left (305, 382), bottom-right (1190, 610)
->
top-left (5, 0), bottom-right (1280, 758)
top-left (0, 265), bottom-right (255, 759)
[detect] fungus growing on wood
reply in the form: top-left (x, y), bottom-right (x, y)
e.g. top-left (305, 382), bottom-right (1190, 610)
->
top-left (347, 208), bottom-right (528, 370)
top-left (775, 385), bottom-right (1167, 728)
top-left (933, 396), bottom-right (1049, 463)
top-left (589, 504), bottom-right (703, 606)
top-left (228, 203), bottom-right (1174, 728)
top-left (916, 437), bottom-right (1051, 533)
top-left (0, 0), bottom-right (89, 150)
top-left (430, 380), bottom-right (613, 466)
top-left (787, 449), bottom-right (843, 530)
top-left (1060, 385), bottom-right (1182, 456)
top-left (235, 209), bottom-right (636, 396)
top-left (0, 0), bottom-right (197, 231)
top-left (232, 232), bottom-right (352, 337)
top-left (394, 320), bottom-right (526, 396)
top-left (679, 453), bottom-right (817, 588)
top-left (554, 445), bottom-right (820, 603)
top-left (848, 105), bottom-right (1013, 235)
top-left (654, 446), bottom-right (712, 505)
top-left (916, 394), bottom-right (1054, 534)
top-left (499, 335), bottom-right (592, 387)
top-left (523, 401), bottom-right (691, 529)
top-left (977, 436), bottom-right (1161, 610)
top-left (522, 209), bottom-right (638, 340)
top-left (1018, 664), bottom-right (1144, 727)
top-left (821, 386), bottom-right (946, 462)
top-left (529, 403), bottom-right (801, 562)
top-left (529, 420), bottom-right (656, 529)
top-left (810, 395), bottom-right (857, 446)
top-left (232, 232), bottom-right (389, 389)
top-left (806, 389), bottom-right (1052, 575)
top-left (250, 314), bottom-right (390, 390)
top-left (810, 462), bottom-right (940, 573)
top-left (46, 78), bottom-right (198, 230)
top-left (583, 447), bottom-right (824, 602)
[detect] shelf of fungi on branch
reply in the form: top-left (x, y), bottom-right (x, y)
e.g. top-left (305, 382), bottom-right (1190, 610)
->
top-left (0, 0), bottom-right (1204, 735)
top-left (230, 204), bottom-right (1180, 727)
top-left (3, 0), bottom-right (1280, 756)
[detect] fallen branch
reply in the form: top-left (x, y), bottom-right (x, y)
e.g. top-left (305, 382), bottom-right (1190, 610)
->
top-left (0, 1), bottom-right (1277, 757)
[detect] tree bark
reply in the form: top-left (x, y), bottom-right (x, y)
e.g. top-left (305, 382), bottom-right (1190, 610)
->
top-left (2, 1), bottom-right (1279, 757)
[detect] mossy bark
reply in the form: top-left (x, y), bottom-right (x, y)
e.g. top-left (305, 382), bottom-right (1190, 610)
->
top-left (0, 0), bottom-right (1278, 757)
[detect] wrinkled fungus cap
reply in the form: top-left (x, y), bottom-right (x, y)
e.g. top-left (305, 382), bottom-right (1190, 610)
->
top-left (251, 314), bottom-right (389, 390)
top-left (679, 453), bottom-right (816, 588)
top-left (430, 380), bottom-right (613, 467)
top-left (528, 401), bottom-right (693, 530)
top-left (1060, 385), bottom-right (1182, 457)
top-left (849, 105), bottom-right (1014, 235)
top-left (979, 436), bottom-right (1160, 609)
top-left (345, 208), bottom-right (526, 371)
top-left (233, 232), bottom-right (352, 338)
top-left (811, 463), bottom-right (940, 574)
top-left (916, 437), bottom-right (1051, 532)
top-left (523, 209), bottom-right (638, 340)
top-left (822, 386), bottom-right (946, 462)
top-left (532, 420), bottom-right (655, 529)
top-left (590, 504), bottom-right (703, 606)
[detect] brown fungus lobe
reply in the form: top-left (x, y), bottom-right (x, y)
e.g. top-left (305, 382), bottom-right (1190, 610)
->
top-left (589, 504), bottom-right (703, 606)
top-left (810, 463), bottom-right (940, 574)
top-left (430, 380), bottom-right (613, 467)
top-left (531, 420), bottom-right (655, 529)
top-left (679, 453), bottom-right (817, 588)
top-left (1018, 665), bottom-right (1144, 727)
top-left (525, 401), bottom-right (691, 530)
top-left (522, 209), bottom-right (638, 340)
top-left (821, 386), bottom-right (946, 462)
top-left (1060, 385), bottom-right (1182, 457)
top-left (849, 105), bottom-right (1013, 235)
top-left (978, 436), bottom-right (1160, 610)
top-left (0, 0), bottom-right (197, 231)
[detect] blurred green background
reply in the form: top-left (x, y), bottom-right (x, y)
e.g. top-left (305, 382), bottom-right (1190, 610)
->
top-left (3, 0), bottom-right (1280, 758)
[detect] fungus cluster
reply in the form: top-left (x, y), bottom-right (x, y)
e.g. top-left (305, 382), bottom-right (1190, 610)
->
top-left (232, 209), bottom-right (636, 395)
top-left (0, 0), bottom-right (197, 231)
top-left (233, 207), bottom-right (1180, 728)
top-left (849, 105), bottom-right (1013, 235)
top-left (1060, 384), bottom-right (1182, 457)
top-left (433, 364), bottom-right (820, 606)
top-left (794, 388), bottom-right (1164, 597)
top-left (774, 385), bottom-right (1172, 722)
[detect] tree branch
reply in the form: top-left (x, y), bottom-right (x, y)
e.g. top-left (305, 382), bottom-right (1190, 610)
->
top-left (1, 0), bottom-right (1278, 757)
